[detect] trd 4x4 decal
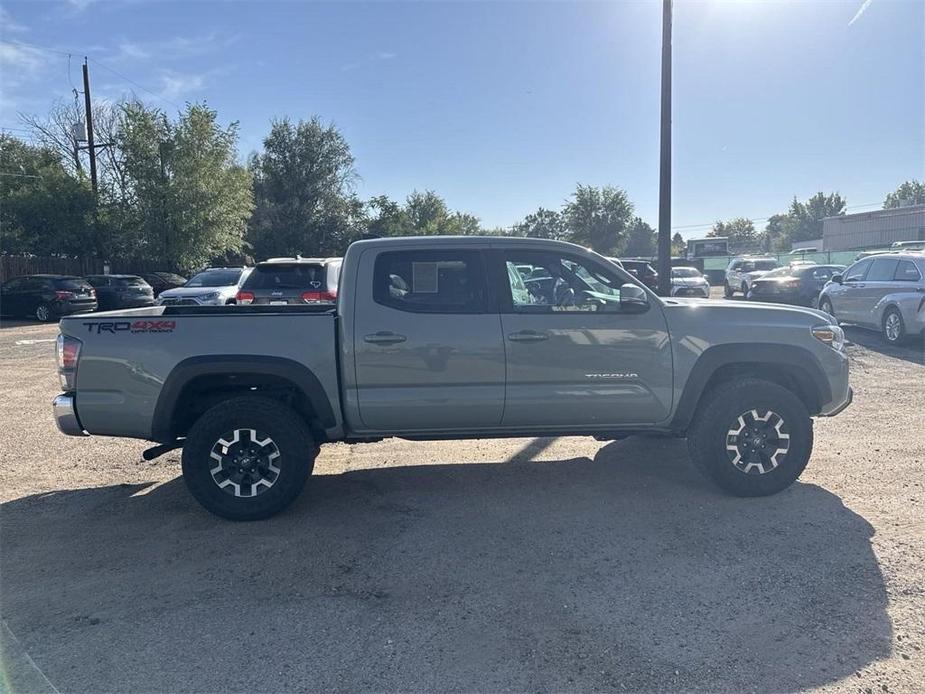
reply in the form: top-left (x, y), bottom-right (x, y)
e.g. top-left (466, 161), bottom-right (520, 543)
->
top-left (82, 320), bottom-right (176, 334)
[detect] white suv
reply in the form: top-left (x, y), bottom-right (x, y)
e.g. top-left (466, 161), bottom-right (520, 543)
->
top-left (724, 257), bottom-right (779, 298)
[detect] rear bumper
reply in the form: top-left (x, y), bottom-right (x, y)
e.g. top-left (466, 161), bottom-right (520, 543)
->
top-left (57, 301), bottom-right (98, 315)
top-left (53, 394), bottom-right (88, 436)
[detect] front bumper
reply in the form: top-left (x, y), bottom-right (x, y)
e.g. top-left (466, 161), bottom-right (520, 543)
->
top-left (671, 286), bottom-right (710, 298)
top-left (53, 394), bottom-right (88, 436)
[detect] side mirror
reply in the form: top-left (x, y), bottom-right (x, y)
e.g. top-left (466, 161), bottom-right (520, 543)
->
top-left (831, 274), bottom-right (843, 284)
top-left (620, 283), bottom-right (649, 313)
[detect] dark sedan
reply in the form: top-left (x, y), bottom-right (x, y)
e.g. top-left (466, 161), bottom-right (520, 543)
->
top-left (85, 275), bottom-right (156, 311)
top-left (747, 264), bottom-right (846, 307)
top-left (618, 259), bottom-right (659, 291)
top-left (139, 272), bottom-right (188, 298)
top-left (0, 274), bottom-right (98, 322)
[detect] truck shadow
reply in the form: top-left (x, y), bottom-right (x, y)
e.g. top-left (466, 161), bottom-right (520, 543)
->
top-left (844, 325), bottom-right (924, 366)
top-left (1, 437), bottom-right (890, 693)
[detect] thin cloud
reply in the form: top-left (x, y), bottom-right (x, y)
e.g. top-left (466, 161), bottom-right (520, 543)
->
top-left (341, 51), bottom-right (398, 72)
top-left (111, 31), bottom-right (240, 64)
top-left (157, 71), bottom-right (208, 101)
top-left (848, 0), bottom-right (875, 26)
top-left (0, 6), bottom-right (27, 33)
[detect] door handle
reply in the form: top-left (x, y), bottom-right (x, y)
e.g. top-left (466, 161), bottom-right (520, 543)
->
top-left (854, 283), bottom-right (866, 288)
top-left (508, 330), bottom-right (549, 343)
top-left (364, 331), bottom-right (407, 345)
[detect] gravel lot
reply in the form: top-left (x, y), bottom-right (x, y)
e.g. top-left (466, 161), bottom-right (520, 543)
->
top-left (1, 310), bottom-right (923, 693)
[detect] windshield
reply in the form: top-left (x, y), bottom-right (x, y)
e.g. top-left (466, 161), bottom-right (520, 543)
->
top-left (54, 278), bottom-right (93, 291)
top-left (184, 270), bottom-right (242, 288)
top-left (753, 260), bottom-right (778, 271)
top-left (671, 268), bottom-right (702, 278)
top-left (762, 267), bottom-right (794, 278)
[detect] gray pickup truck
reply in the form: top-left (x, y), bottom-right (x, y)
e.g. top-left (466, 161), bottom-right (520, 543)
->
top-left (53, 237), bottom-right (852, 520)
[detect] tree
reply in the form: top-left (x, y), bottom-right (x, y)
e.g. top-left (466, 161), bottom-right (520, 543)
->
top-left (513, 207), bottom-right (567, 240)
top-left (562, 184), bottom-right (634, 254)
top-left (783, 192), bottom-right (846, 247)
top-left (248, 117), bottom-right (358, 259)
top-left (709, 217), bottom-right (757, 245)
top-left (620, 217), bottom-right (657, 257)
top-left (761, 213), bottom-right (789, 252)
top-left (0, 134), bottom-right (96, 256)
top-left (118, 101), bottom-right (253, 270)
top-left (884, 180), bottom-right (925, 208)
top-left (671, 232), bottom-right (685, 256)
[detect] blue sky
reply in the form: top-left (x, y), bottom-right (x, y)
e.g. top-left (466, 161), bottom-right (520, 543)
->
top-left (1, 0), bottom-right (922, 237)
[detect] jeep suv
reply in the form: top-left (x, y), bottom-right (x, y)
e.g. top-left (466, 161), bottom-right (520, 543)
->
top-left (724, 257), bottom-right (779, 298)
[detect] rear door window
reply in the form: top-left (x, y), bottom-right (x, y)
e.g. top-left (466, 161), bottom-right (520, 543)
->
top-left (373, 250), bottom-right (486, 313)
top-left (894, 261), bottom-right (922, 281)
top-left (115, 277), bottom-right (148, 287)
top-left (245, 264), bottom-right (325, 290)
top-left (54, 278), bottom-right (93, 292)
top-left (866, 258), bottom-right (900, 281)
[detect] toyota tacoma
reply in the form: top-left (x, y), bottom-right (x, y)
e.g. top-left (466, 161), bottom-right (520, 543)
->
top-left (53, 237), bottom-right (852, 520)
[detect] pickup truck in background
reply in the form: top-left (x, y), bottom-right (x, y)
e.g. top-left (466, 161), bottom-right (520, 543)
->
top-left (53, 237), bottom-right (852, 520)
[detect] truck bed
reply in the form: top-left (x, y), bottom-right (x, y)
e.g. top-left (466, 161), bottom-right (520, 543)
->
top-left (60, 306), bottom-right (341, 440)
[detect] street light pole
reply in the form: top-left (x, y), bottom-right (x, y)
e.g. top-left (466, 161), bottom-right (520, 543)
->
top-left (657, 0), bottom-right (673, 296)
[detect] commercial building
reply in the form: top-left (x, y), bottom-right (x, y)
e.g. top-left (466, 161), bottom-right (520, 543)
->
top-left (821, 205), bottom-right (925, 251)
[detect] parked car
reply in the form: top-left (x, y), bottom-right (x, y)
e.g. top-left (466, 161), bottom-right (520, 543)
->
top-left (236, 257), bottom-right (342, 305)
top-left (670, 266), bottom-right (710, 298)
top-left (606, 257), bottom-right (625, 269)
top-left (818, 253), bottom-right (925, 344)
top-left (0, 275), bottom-right (97, 322)
top-left (157, 267), bottom-right (251, 306)
top-left (890, 240), bottom-right (925, 252)
top-left (85, 275), bottom-right (155, 311)
top-left (724, 257), bottom-right (779, 297)
top-left (618, 259), bottom-right (659, 291)
top-left (747, 264), bottom-right (845, 308)
top-left (139, 272), bottom-right (188, 298)
top-left (789, 247), bottom-right (818, 254)
top-left (53, 236), bottom-right (851, 520)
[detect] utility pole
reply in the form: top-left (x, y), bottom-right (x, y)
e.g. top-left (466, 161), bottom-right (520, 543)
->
top-left (81, 58), bottom-right (98, 195)
top-left (656, 0), bottom-right (673, 296)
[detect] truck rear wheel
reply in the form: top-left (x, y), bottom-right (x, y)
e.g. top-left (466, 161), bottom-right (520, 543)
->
top-left (181, 396), bottom-right (317, 520)
top-left (687, 378), bottom-right (813, 496)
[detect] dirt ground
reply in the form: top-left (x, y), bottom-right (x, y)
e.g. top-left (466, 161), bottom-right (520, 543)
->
top-left (1, 313), bottom-right (923, 693)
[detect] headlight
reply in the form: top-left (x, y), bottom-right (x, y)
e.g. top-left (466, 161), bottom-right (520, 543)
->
top-left (198, 292), bottom-right (221, 303)
top-left (812, 324), bottom-right (845, 351)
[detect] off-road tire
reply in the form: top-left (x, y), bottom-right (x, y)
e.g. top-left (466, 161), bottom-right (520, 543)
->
top-left (182, 396), bottom-right (317, 521)
top-left (687, 378), bottom-right (813, 497)
top-left (881, 307), bottom-right (906, 345)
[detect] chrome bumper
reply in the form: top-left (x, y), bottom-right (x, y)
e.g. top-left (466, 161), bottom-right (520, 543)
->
top-left (53, 394), bottom-right (88, 436)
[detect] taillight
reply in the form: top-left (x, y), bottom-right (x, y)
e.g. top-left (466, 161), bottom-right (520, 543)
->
top-left (300, 291), bottom-right (337, 303)
top-left (55, 334), bottom-right (82, 390)
top-left (55, 290), bottom-right (76, 300)
top-left (237, 291), bottom-right (255, 305)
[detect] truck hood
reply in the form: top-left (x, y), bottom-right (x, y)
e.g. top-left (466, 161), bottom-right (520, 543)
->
top-left (665, 297), bottom-right (830, 323)
top-left (159, 285), bottom-right (237, 299)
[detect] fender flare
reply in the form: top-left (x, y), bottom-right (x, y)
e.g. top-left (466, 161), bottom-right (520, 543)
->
top-left (669, 343), bottom-right (832, 431)
top-left (151, 355), bottom-right (336, 442)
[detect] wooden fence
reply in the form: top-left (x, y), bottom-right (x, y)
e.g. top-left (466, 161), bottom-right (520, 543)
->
top-left (0, 256), bottom-right (164, 282)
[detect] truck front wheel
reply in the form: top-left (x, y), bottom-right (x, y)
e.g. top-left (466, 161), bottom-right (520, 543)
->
top-left (181, 396), bottom-right (317, 520)
top-left (687, 378), bottom-right (813, 496)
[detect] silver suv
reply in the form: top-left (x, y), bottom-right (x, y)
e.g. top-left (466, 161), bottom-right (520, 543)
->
top-left (818, 252), bottom-right (925, 344)
top-left (724, 257), bottom-right (779, 298)
top-left (157, 267), bottom-right (252, 306)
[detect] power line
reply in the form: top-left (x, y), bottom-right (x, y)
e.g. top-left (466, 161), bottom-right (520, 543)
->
top-left (672, 201), bottom-right (884, 232)
top-left (88, 57), bottom-right (181, 109)
top-left (4, 38), bottom-right (184, 109)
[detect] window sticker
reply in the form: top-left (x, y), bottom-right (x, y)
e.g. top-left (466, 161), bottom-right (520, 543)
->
top-left (412, 262), bottom-right (439, 293)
